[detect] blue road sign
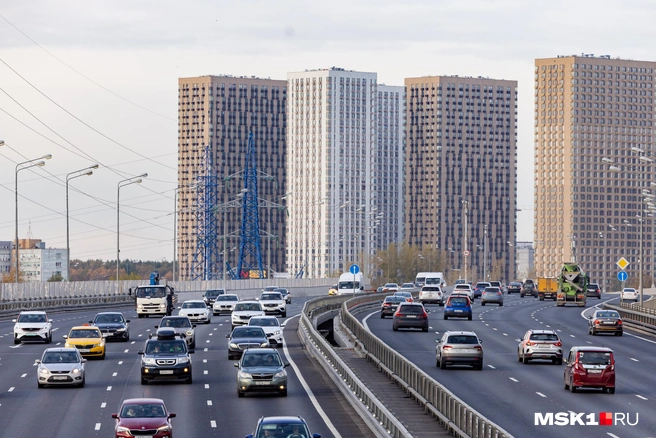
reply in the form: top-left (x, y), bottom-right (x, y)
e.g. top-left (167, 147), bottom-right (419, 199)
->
top-left (618, 271), bottom-right (628, 282)
top-left (349, 264), bottom-right (360, 275)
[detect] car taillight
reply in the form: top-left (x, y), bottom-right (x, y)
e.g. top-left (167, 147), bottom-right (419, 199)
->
top-left (497, 292), bottom-right (501, 295)
top-left (616, 319), bottom-right (622, 325)
top-left (383, 303), bottom-right (391, 307)
top-left (526, 340), bottom-right (533, 346)
top-left (442, 345), bottom-right (452, 350)
top-left (554, 341), bottom-right (562, 347)
top-left (396, 313), bottom-right (404, 317)
top-left (574, 363), bottom-right (586, 372)
top-left (419, 311), bottom-right (428, 319)
top-left (473, 345), bottom-right (482, 351)
top-left (594, 319), bottom-right (601, 325)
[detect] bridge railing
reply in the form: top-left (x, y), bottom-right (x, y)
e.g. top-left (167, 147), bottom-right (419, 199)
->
top-left (603, 301), bottom-right (656, 334)
top-left (339, 293), bottom-right (514, 438)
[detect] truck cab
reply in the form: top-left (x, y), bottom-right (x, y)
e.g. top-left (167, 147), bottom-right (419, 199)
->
top-left (131, 284), bottom-right (176, 318)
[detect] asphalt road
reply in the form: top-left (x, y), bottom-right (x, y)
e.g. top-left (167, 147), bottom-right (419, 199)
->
top-left (0, 293), bottom-right (358, 438)
top-left (361, 292), bottom-right (656, 438)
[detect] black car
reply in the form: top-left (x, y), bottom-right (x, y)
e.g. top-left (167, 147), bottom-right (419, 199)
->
top-left (203, 289), bottom-right (226, 307)
top-left (586, 283), bottom-right (602, 299)
top-left (521, 282), bottom-right (536, 297)
top-left (226, 326), bottom-right (269, 360)
top-left (90, 312), bottom-right (130, 342)
top-left (138, 328), bottom-right (193, 384)
top-left (507, 281), bottom-right (522, 294)
top-left (380, 295), bottom-right (407, 318)
top-left (392, 303), bottom-right (429, 331)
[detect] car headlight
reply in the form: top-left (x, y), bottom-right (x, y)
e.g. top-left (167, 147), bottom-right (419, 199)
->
top-left (142, 358), bottom-right (157, 366)
top-left (72, 367), bottom-right (81, 373)
top-left (157, 425), bottom-right (172, 432)
top-left (238, 371), bottom-right (252, 379)
top-left (185, 330), bottom-right (193, 336)
top-left (260, 342), bottom-right (269, 347)
top-left (229, 343), bottom-right (238, 349)
top-left (273, 330), bottom-right (281, 336)
top-left (65, 342), bottom-right (72, 349)
top-left (116, 327), bottom-right (126, 332)
top-left (159, 303), bottom-right (166, 309)
top-left (177, 357), bottom-right (190, 364)
top-left (137, 303), bottom-right (144, 309)
top-left (274, 370), bottom-right (286, 378)
top-left (39, 367), bottom-right (49, 375)
top-left (116, 426), bottom-right (131, 433)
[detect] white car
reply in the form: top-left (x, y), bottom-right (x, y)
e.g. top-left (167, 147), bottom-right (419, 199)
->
top-left (13, 311), bottom-right (53, 344)
top-left (621, 287), bottom-right (638, 302)
top-left (213, 294), bottom-right (240, 315)
top-left (383, 283), bottom-right (400, 293)
top-left (419, 285), bottom-right (444, 306)
top-left (36, 347), bottom-right (86, 388)
top-left (248, 315), bottom-right (284, 347)
top-left (453, 284), bottom-right (475, 301)
top-left (400, 283), bottom-right (416, 291)
top-left (178, 300), bottom-right (212, 324)
top-left (258, 292), bottom-right (286, 317)
top-left (231, 301), bottom-right (265, 330)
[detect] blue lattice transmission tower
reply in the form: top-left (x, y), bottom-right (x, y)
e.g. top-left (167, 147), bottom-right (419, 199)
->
top-left (237, 133), bottom-right (265, 278)
top-left (191, 146), bottom-right (221, 280)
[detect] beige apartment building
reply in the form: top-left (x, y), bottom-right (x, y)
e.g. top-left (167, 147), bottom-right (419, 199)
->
top-left (177, 76), bottom-right (287, 280)
top-left (405, 75), bottom-right (518, 283)
top-left (534, 55), bottom-right (656, 291)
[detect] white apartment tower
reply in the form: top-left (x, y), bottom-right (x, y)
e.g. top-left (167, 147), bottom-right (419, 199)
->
top-left (286, 68), bottom-right (404, 278)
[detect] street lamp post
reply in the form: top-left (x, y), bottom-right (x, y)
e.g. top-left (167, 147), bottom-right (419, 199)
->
top-left (66, 165), bottom-right (98, 281)
top-left (117, 174), bottom-right (147, 290)
top-left (15, 153), bottom-right (52, 283)
top-left (483, 224), bottom-right (488, 281)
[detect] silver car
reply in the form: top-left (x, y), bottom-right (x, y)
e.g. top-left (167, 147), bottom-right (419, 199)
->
top-left (481, 287), bottom-right (504, 306)
top-left (36, 347), bottom-right (86, 388)
top-left (516, 329), bottom-right (563, 364)
top-left (235, 348), bottom-right (289, 397)
top-left (436, 331), bottom-right (484, 370)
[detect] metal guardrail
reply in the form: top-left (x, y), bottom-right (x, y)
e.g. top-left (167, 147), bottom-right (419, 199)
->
top-left (0, 294), bottom-right (134, 320)
top-left (603, 302), bottom-right (656, 335)
top-left (340, 293), bottom-right (514, 438)
top-left (298, 295), bottom-right (411, 438)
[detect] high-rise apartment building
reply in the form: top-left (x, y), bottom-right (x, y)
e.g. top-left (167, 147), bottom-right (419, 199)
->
top-left (177, 76), bottom-right (287, 280)
top-left (405, 75), bottom-right (518, 283)
top-left (286, 68), bottom-right (405, 278)
top-left (534, 55), bottom-right (656, 291)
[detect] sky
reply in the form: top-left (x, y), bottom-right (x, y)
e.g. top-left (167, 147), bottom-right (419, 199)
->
top-left (1, 0), bottom-right (655, 263)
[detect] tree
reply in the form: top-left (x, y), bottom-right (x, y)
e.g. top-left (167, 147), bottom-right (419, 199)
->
top-left (2, 267), bottom-right (24, 283)
top-left (47, 272), bottom-right (64, 282)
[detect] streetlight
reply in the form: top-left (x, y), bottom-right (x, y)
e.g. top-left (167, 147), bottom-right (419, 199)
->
top-left (15, 153), bottom-right (52, 283)
top-left (462, 200), bottom-right (469, 283)
top-left (117, 174), bottom-right (147, 289)
top-left (604, 225), bottom-right (617, 293)
top-left (66, 164), bottom-right (98, 281)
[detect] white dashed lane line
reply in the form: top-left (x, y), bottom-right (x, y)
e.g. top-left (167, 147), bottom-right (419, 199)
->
top-left (509, 378), bottom-right (518, 382)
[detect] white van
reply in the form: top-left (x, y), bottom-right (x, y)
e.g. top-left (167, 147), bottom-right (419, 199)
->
top-left (337, 272), bottom-right (364, 295)
top-left (415, 272), bottom-right (446, 288)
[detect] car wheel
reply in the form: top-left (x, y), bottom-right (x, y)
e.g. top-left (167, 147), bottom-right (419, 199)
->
top-left (141, 376), bottom-right (148, 385)
top-left (439, 357), bottom-right (446, 369)
top-left (564, 378), bottom-right (569, 390)
top-left (522, 354), bottom-right (529, 364)
top-left (238, 389), bottom-right (244, 397)
top-left (228, 353), bottom-right (235, 360)
top-left (124, 333), bottom-right (130, 342)
top-left (45, 334), bottom-right (51, 344)
top-left (190, 341), bottom-right (196, 349)
top-left (422, 326), bottom-right (428, 332)
top-left (280, 389), bottom-right (287, 397)
top-left (392, 325), bottom-right (398, 331)
top-left (475, 363), bottom-right (483, 370)
top-left (591, 329), bottom-right (596, 336)
top-left (607, 387), bottom-right (615, 394)
top-left (481, 302), bottom-right (486, 306)
top-left (186, 375), bottom-right (193, 384)
top-left (79, 377), bottom-right (85, 388)
top-left (100, 352), bottom-right (105, 360)
top-left (467, 315), bottom-right (472, 321)
top-left (555, 358), bottom-right (563, 365)
top-left (518, 350), bottom-right (523, 362)
top-left (499, 303), bottom-right (503, 306)
top-left (380, 313), bottom-right (385, 318)
top-left (569, 378), bottom-right (576, 393)
top-left (138, 314), bottom-right (144, 318)
top-left (282, 312), bottom-right (287, 318)
top-left (38, 382), bottom-right (45, 388)
top-left (617, 332), bottom-right (623, 336)
top-left (14, 337), bottom-right (20, 345)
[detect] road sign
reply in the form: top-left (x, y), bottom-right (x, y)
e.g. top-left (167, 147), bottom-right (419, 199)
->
top-left (349, 264), bottom-right (360, 275)
top-left (617, 271), bottom-right (628, 282)
top-left (617, 257), bottom-right (629, 270)
top-left (463, 250), bottom-right (470, 256)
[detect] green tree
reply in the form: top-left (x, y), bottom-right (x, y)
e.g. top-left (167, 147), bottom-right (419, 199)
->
top-left (47, 272), bottom-right (64, 282)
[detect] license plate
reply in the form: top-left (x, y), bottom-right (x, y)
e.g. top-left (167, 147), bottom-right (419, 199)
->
top-left (79, 349), bottom-right (90, 353)
top-left (160, 370), bottom-right (174, 375)
top-left (588, 369), bottom-right (602, 374)
top-left (602, 322), bottom-right (616, 325)
top-left (536, 344), bottom-right (549, 348)
top-left (406, 315), bottom-right (417, 318)
top-left (254, 381), bottom-right (270, 385)
top-left (454, 310), bottom-right (463, 313)
top-left (52, 376), bottom-right (68, 380)
top-left (102, 333), bottom-right (110, 337)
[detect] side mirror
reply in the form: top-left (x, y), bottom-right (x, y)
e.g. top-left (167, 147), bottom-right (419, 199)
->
top-left (563, 358), bottom-right (568, 364)
top-left (226, 334), bottom-right (230, 338)
top-left (255, 298), bottom-right (259, 301)
top-left (192, 324), bottom-right (197, 328)
top-left (88, 320), bottom-right (93, 324)
top-left (12, 319), bottom-right (17, 323)
top-left (154, 325), bottom-right (159, 329)
top-left (284, 362), bottom-right (290, 367)
top-left (138, 350), bottom-right (144, 355)
top-left (49, 319), bottom-right (53, 323)
top-left (35, 359), bottom-right (41, 364)
top-left (111, 413), bottom-right (119, 419)
top-left (587, 316), bottom-right (592, 319)
top-left (234, 362), bottom-right (239, 367)
top-left (126, 320), bottom-right (131, 323)
top-left (169, 413), bottom-right (176, 419)
top-left (63, 335), bottom-right (68, 339)
top-left (82, 358), bottom-right (87, 363)
top-left (189, 349), bottom-right (195, 354)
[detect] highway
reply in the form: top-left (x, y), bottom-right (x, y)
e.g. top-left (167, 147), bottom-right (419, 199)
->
top-left (361, 292), bottom-right (656, 438)
top-left (0, 295), bottom-right (364, 438)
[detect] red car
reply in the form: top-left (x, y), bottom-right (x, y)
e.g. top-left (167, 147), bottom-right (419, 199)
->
top-left (563, 346), bottom-right (615, 393)
top-left (112, 398), bottom-right (176, 438)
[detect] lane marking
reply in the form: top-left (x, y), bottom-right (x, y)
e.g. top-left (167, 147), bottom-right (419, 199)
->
top-left (8, 387), bottom-right (14, 392)
top-left (118, 361), bottom-right (123, 365)
top-left (210, 420), bottom-right (217, 428)
top-left (509, 378), bottom-right (518, 382)
top-left (536, 392), bottom-right (546, 398)
top-left (123, 349), bottom-right (129, 353)
top-left (636, 394), bottom-right (648, 400)
top-left (205, 384), bottom-right (210, 389)
top-left (207, 400), bottom-right (212, 406)
top-left (95, 423), bottom-right (101, 431)
top-left (630, 358), bottom-right (639, 362)
top-left (101, 403), bottom-right (106, 408)
top-left (107, 386), bottom-right (112, 391)
top-left (112, 372), bottom-right (117, 377)
top-left (204, 370), bottom-right (208, 375)
top-left (21, 373), bottom-right (27, 378)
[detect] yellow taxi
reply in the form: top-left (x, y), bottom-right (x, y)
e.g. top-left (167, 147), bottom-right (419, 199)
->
top-left (64, 324), bottom-right (106, 360)
top-left (328, 284), bottom-right (338, 295)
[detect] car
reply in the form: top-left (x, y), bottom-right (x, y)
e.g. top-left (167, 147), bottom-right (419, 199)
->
top-left (376, 286), bottom-right (384, 293)
top-left (246, 416), bottom-right (321, 438)
top-left (274, 287), bottom-right (292, 304)
top-left (213, 293), bottom-right (240, 315)
top-left (262, 285), bottom-right (281, 293)
top-left (586, 283), bottom-right (602, 299)
top-left (481, 287), bottom-right (504, 306)
top-left (380, 295), bottom-right (407, 318)
top-left (393, 291), bottom-right (413, 302)
top-left (64, 324), bottom-right (106, 359)
top-left (444, 295), bottom-right (472, 320)
top-left (235, 348), bottom-right (289, 397)
top-left (400, 283), bottom-right (416, 290)
top-left (435, 330), bottom-right (483, 370)
top-left (392, 302), bottom-right (429, 332)
top-left (454, 283), bottom-right (475, 301)
top-left (139, 328), bottom-right (193, 384)
top-left (473, 282), bottom-right (491, 299)
top-left (621, 287), bottom-right (638, 301)
top-left (521, 280), bottom-right (536, 297)
top-left (516, 329), bottom-right (563, 364)
top-left (226, 326), bottom-right (270, 360)
top-left (156, 316), bottom-right (196, 349)
top-left (232, 301), bottom-right (265, 330)
top-left (35, 347), bottom-right (86, 388)
top-left (454, 279), bottom-right (466, 286)
top-left (507, 281), bottom-right (522, 294)
top-left (112, 398), bottom-right (176, 438)
top-left (587, 310), bottom-right (623, 336)
top-left (90, 312), bottom-right (130, 342)
top-left (258, 292), bottom-right (286, 317)
top-left (383, 283), bottom-right (400, 293)
top-left (563, 346), bottom-right (615, 393)
top-left (13, 310), bottom-right (53, 344)
top-left (489, 281), bottom-right (502, 290)
top-left (203, 288), bottom-right (226, 307)
top-left (178, 299), bottom-right (212, 324)
top-left (328, 284), bottom-right (338, 295)
top-left (249, 315), bottom-right (284, 347)
top-left (418, 285), bottom-right (445, 306)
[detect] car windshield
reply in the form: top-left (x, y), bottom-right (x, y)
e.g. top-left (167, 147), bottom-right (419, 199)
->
top-left (205, 290), bottom-right (223, 297)
top-left (69, 329), bottom-right (101, 338)
top-left (261, 293), bottom-right (282, 300)
top-left (339, 281), bottom-right (357, 289)
top-left (136, 287), bottom-right (166, 298)
top-left (447, 335), bottom-right (479, 344)
top-left (161, 318), bottom-right (191, 328)
top-left (449, 297), bottom-right (469, 306)
top-left (394, 292), bottom-right (411, 297)
top-left (18, 313), bottom-right (47, 323)
top-left (42, 351), bottom-right (79, 363)
top-left (242, 352), bottom-right (282, 367)
top-left (146, 340), bottom-right (186, 354)
top-left (182, 302), bottom-right (206, 309)
top-left (217, 295), bottom-right (239, 302)
top-left (596, 311), bottom-right (620, 318)
top-left (475, 283), bottom-right (490, 288)
top-left (232, 327), bottom-right (265, 338)
top-left (384, 296), bottom-right (405, 303)
top-left (95, 314), bottom-right (123, 324)
top-left (398, 305), bottom-right (423, 314)
top-left (250, 318), bottom-right (279, 327)
top-left (423, 287), bottom-right (441, 292)
top-left (121, 404), bottom-right (166, 418)
top-left (578, 351), bottom-right (612, 365)
top-left (587, 284), bottom-right (599, 289)
top-left (235, 303), bottom-right (261, 311)
top-left (258, 423), bottom-right (309, 438)
top-left (274, 289), bottom-right (288, 295)
top-left (624, 288), bottom-right (636, 293)
top-left (530, 333), bottom-right (559, 341)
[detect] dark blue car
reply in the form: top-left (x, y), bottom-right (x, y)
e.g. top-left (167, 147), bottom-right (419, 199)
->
top-left (444, 295), bottom-right (473, 320)
top-left (473, 282), bottom-right (490, 298)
